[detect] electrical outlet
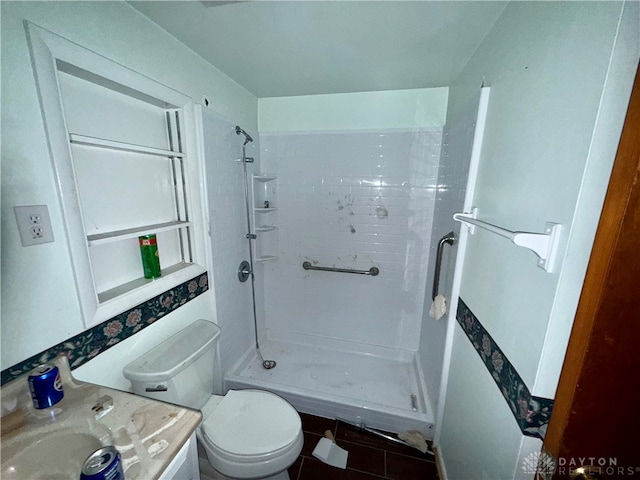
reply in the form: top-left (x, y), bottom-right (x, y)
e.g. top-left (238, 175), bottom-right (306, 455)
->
top-left (14, 205), bottom-right (55, 246)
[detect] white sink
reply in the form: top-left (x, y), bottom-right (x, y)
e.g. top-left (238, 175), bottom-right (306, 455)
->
top-left (1, 420), bottom-right (113, 480)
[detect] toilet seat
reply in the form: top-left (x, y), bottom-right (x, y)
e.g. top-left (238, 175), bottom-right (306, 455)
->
top-left (201, 389), bottom-right (301, 457)
top-left (198, 390), bottom-right (303, 478)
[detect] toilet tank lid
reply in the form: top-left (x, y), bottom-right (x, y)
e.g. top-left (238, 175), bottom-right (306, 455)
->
top-left (122, 319), bottom-right (220, 383)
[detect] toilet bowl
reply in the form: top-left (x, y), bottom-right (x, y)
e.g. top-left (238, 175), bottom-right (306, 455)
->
top-left (198, 390), bottom-right (303, 479)
top-left (122, 319), bottom-right (303, 480)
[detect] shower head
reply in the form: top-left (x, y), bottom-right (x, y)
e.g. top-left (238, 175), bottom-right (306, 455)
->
top-left (235, 125), bottom-right (253, 145)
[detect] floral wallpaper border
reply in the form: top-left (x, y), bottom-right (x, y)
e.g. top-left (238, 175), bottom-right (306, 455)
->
top-left (1, 273), bottom-right (209, 386)
top-left (456, 298), bottom-right (553, 439)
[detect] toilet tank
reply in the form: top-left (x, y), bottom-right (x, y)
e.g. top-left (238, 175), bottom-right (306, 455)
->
top-left (123, 319), bottom-right (221, 409)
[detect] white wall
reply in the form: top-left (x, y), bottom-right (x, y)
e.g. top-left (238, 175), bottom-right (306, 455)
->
top-left (0, 1), bottom-right (257, 383)
top-left (259, 88), bottom-right (448, 132)
top-left (534, 0), bottom-right (640, 399)
top-left (438, 2), bottom-right (639, 479)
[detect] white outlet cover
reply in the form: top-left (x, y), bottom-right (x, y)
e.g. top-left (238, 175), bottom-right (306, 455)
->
top-left (14, 205), bottom-right (55, 246)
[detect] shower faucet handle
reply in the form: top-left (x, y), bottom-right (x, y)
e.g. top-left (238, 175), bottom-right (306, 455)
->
top-left (238, 260), bottom-right (252, 282)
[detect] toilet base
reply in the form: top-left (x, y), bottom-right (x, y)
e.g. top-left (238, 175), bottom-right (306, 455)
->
top-left (197, 439), bottom-right (291, 480)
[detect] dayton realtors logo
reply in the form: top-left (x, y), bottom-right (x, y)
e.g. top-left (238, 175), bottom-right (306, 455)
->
top-left (522, 452), bottom-right (640, 477)
top-left (521, 452), bottom-right (556, 476)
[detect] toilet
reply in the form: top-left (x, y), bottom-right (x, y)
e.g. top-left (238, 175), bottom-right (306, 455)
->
top-left (122, 319), bottom-right (303, 480)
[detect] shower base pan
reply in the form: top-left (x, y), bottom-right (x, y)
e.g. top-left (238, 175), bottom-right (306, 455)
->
top-left (225, 330), bottom-right (434, 439)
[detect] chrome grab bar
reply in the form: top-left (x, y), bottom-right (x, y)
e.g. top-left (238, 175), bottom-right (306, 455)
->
top-left (302, 261), bottom-right (380, 276)
top-left (432, 231), bottom-right (456, 300)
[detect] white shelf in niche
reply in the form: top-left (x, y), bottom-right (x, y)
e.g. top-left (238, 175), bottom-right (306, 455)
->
top-left (254, 207), bottom-right (277, 213)
top-left (69, 133), bottom-right (184, 158)
top-left (97, 262), bottom-right (204, 304)
top-left (28, 23), bottom-right (205, 329)
top-left (87, 221), bottom-right (192, 246)
top-left (255, 255), bottom-right (278, 264)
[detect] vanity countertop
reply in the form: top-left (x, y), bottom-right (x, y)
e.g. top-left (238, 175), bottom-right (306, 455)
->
top-left (0, 356), bottom-right (201, 480)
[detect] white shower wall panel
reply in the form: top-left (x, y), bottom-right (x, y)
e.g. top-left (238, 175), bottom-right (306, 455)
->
top-left (260, 129), bottom-right (442, 351)
top-left (203, 111), bottom-right (262, 371)
top-left (419, 97), bottom-right (481, 416)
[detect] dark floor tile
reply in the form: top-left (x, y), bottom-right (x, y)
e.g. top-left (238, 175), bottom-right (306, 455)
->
top-left (385, 452), bottom-right (439, 480)
top-left (288, 456), bottom-right (303, 480)
top-left (301, 431), bottom-right (323, 457)
top-left (299, 412), bottom-right (337, 435)
top-left (341, 440), bottom-right (385, 476)
top-left (301, 432), bottom-right (384, 476)
top-left (295, 412), bottom-right (440, 480)
top-left (298, 457), bottom-right (385, 480)
top-left (335, 421), bottom-right (435, 460)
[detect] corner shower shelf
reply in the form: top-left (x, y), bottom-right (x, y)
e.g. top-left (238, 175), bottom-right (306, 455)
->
top-left (256, 225), bottom-right (277, 232)
top-left (255, 255), bottom-right (279, 264)
top-left (253, 174), bottom-right (277, 182)
top-left (87, 221), bottom-right (192, 246)
top-left (453, 207), bottom-right (562, 273)
top-left (250, 173), bottom-right (279, 264)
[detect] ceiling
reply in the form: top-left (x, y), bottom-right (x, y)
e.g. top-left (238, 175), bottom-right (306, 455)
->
top-left (128, 1), bottom-right (507, 98)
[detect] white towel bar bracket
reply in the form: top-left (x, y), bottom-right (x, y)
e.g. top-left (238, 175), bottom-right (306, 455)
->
top-left (453, 208), bottom-right (562, 273)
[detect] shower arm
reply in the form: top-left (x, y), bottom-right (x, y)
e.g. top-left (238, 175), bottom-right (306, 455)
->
top-left (235, 125), bottom-right (253, 145)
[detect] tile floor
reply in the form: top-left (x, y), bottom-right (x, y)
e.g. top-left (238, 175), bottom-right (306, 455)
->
top-left (289, 413), bottom-right (440, 480)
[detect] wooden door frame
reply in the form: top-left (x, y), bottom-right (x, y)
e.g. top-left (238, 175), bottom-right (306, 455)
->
top-left (543, 63), bottom-right (640, 473)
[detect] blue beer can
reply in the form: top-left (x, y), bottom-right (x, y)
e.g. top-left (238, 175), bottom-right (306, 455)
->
top-left (27, 363), bottom-right (64, 409)
top-left (80, 446), bottom-right (124, 480)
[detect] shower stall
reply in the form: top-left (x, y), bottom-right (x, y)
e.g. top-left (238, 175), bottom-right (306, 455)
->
top-left (201, 92), bottom-right (487, 438)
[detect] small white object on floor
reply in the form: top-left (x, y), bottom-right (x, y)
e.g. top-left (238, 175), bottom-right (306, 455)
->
top-left (429, 294), bottom-right (447, 320)
top-left (398, 430), bottom-right (430, 454)
top-left (312, 430), bottom-right (348, 469)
